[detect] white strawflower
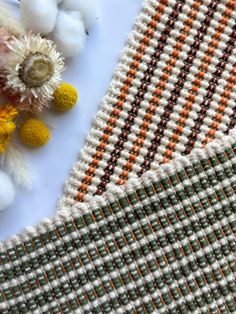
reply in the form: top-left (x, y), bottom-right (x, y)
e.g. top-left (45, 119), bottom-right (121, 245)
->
top-left (2, 34), bottom-right (65, 109)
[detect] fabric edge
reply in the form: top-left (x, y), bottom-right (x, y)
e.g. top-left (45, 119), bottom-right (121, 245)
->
top-left (1, 127), bottom-right (236, 250)
top-left (57, 0), bottom-right (155, 211)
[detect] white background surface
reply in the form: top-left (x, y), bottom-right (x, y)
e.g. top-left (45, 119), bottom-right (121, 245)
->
top-left (0, 0), bottom-right (143, 240)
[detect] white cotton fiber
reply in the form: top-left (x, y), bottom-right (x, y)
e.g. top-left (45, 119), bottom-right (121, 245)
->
top-left (62, 0), bottom-right (99, 29)
top-left (20, 0), bottom-right (58, 35)
top-left (51, 10), bottom-right (86, 58)
top-left (0, 170), bottom-right (15, 212)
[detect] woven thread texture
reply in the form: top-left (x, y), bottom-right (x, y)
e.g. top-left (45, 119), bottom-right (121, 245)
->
top-left (59, 0), bottom-right (236, 209)
top-left (1, 135), bottom-right (236, 313)
top-left (1, 0), bottom-right (236, 313)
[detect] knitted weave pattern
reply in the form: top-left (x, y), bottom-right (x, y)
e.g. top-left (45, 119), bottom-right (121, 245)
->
top-left (60, 0), bottom-right (236, 209)
top-left (1, 133), bottom-right (236, 313)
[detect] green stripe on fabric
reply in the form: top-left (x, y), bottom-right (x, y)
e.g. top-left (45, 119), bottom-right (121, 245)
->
top-left (1, 141), bottom-right (236, 313)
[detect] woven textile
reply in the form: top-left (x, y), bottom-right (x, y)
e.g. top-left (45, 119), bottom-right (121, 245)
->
top-left (1, 133), bottom-right (236, 313)
top-left (1, 1), bottom-right (236, 313)
top-left (60, 0), bottom-right (236, 209)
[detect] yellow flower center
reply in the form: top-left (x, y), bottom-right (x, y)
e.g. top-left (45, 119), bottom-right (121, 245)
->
top-left (19, 52), bottom-right (54, 88)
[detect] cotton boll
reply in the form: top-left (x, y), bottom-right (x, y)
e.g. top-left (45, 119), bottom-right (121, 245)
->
top-left (20, 0), bottom-right (58, 35)
top-left (51, 10), bottom-right (86, 58)
top-left (0, 170), bottom-right (15, 212)
top-left (63, 0), bottom-right (99, 29)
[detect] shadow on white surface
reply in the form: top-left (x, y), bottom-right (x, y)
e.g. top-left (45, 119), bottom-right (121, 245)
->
top-left (0, 0), bottom-right (143, 239)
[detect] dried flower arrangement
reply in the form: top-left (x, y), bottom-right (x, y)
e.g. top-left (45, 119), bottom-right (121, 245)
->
top-left (0, 0), bottom-right (98, 212)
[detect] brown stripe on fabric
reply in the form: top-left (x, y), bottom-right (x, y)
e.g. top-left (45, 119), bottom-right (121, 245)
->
top-left (225, 32), bottom-right (236, 133)
top-left (162, 0), bottom-right (234, 162)
top-left (184, 24), bottom-right (236, 154)
top-left (117, 2), bottom-right (202, 184)
top-left (226, 104), bottom-right (236, 132)
top-left (138, 0), bottom-right (222, 176)
top-left (75, 0), bottom-right (170, 202)
top-left (94, 0), bottom-right (185, 196)
top-left (202, 62), bottom-right (236, 146)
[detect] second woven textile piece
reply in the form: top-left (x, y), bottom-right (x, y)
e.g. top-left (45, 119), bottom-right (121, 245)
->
top-left (60, 0), bottom-right (236, 209)
top-left (1, 133), bottom-right (236, 313)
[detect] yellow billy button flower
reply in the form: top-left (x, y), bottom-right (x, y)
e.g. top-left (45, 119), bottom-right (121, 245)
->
top-left (52, 83), bottom-right (78, 112)
top-left (19, 118), bottom-right (50, 148)
top-left (0, 104), bottom-right (18, 154)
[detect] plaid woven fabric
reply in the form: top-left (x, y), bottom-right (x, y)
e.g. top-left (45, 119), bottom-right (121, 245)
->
top-left (1, 133), bottom-right (236, 313)
top-left (59, 0), bottom-right (236, 208)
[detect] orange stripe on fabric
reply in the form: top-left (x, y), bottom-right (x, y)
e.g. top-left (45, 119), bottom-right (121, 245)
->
top-left (119, 5), bottom-right (201, 181)
top-left (75, 1), bottom-right (169, 201)
top-left (162, 2), bottom-right (233, 163)
top-left (202, 64), bottom-right (236, 146)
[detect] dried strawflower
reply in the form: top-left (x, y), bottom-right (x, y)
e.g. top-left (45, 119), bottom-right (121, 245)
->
top-left (1, 34), bottom-right (64, 112)
top-left (0, 104), bottom-right (18, 153)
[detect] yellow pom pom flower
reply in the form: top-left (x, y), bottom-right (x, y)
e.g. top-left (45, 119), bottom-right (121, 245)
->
top-left (52, 83), bottom-right (78, 112)
top-left (0, 104), bottom-right (18, 154)
top-left (19, 118), bottom-right (50, 148)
